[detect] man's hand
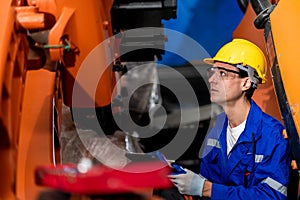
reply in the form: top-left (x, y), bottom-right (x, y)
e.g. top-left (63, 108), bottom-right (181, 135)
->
top-left (168, 168), bottom-right (206, 196)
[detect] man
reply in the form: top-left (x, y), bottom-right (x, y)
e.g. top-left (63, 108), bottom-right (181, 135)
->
top-left (169, 38), bottom-right (290, 199)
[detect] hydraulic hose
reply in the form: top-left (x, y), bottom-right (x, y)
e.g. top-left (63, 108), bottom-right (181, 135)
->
top-left (237, 0), bottom-right (249, 13)
top-left (250, 0), bottom-right (275, 29)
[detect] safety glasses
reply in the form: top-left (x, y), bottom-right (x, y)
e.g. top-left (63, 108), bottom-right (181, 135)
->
top-left (207, 66), bottom-right (241, 80)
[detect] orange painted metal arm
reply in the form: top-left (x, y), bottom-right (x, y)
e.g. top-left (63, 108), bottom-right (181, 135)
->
top-left (48, 7), bottom-right (75, 61)
top-left (270, 0), bottom-right (300, 135)
top-left (16, 69), bottom-right (56, 200)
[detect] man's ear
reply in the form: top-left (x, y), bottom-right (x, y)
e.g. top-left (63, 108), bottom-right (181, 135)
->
top-left (242, 78), bottom-right (252, 91)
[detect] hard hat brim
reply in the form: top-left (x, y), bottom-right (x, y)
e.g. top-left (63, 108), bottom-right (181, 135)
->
top-left (203, 58), bottom-right (214, 65)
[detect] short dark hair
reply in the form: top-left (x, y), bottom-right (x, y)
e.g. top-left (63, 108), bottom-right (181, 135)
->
top-left (238, 69), bottom-right (255, 100)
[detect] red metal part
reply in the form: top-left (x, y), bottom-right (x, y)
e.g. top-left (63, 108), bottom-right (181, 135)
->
top-left (35, 161), bottom-right (173, 195)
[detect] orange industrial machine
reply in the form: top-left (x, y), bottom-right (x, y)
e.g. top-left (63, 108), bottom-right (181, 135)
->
top-left (240, 0), bottom-right (300, 171)
top-left (0, 0), bottom-right (299, 199)
top-left (0, 0), bottom-right (117, 199)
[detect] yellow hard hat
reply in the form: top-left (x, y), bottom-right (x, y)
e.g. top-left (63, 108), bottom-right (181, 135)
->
top-left (204, 38), bottom-right (267, 84)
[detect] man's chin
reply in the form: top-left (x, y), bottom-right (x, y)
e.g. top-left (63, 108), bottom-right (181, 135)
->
top-left (210, 98), bottom-right (225, 105)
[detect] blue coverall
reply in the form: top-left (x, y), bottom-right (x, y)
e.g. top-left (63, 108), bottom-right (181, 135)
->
top-left (200, 100), bottom-right (290, 200)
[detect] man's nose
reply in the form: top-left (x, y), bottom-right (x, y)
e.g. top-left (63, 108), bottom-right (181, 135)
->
top-left (208, 71), bottom-right (219, 83)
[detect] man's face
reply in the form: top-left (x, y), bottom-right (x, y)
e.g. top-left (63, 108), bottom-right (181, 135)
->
top-left (207, 62), bottom-right (245, 105)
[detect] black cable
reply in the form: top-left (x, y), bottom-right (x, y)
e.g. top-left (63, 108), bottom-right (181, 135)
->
top-left (237, 0), bottom-right (249, 13)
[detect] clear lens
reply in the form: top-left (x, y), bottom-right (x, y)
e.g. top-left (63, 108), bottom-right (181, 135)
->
top-left (206, 67), bottom-right (240, 80)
